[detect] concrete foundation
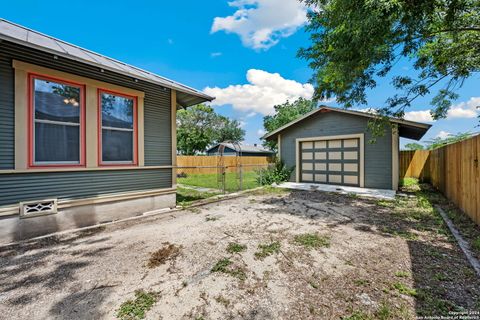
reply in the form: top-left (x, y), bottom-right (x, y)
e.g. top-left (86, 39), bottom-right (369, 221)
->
top-left (0, 191), bottom-right (176, 244)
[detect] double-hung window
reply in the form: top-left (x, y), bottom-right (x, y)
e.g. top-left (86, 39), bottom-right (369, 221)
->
top-left (30, 74), bottom-right (85, 167)
top-left (98, 90), bottom-right (137, 165)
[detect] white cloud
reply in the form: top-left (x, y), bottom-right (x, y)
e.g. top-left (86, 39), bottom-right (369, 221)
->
top-left (204, 69), bottom-right (314, 115)
top-left (246, 111), bottom-right (257, 118)
top-left (211, 52), bottom-right (222, 58)
top-left (257, 129), bottom-right (266, 137)
top-left (211, 0), bottom-right (308, 50)
top-left (436, 130), bottom-right (451, 139)
top-left (447, 97), bottom-right (480, 118)
top-left (404, 110), bottom-right (435, 123)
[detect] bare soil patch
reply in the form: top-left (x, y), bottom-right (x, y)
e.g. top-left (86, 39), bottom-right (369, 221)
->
top-left (0, 186), bottom-right (479, 319)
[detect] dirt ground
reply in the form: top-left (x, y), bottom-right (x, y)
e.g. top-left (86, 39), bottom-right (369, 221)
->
top-left (1, 188), bottom-right (479, 319)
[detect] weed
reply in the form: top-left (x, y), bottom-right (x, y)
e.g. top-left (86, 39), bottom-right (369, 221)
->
top-left (211, 258), bottom-right (247, 280)
top-left (294, 233), bottom-right (330, 249)
top-left (376, 200), bottom-right (395, 208)
top-left (116, 290), bottom-right (158, 320)
top-left (375, 302), bottom-right (392, 320)
top-left (226, 242), bottom-right (247, 254)
top-left (147, 243), bottom-right (182, 268)
top-left (205, 215), bottom-right (219, 221)
top-left (342, 310), bottom-right (372, 320)
top-left (353, 279), bottom-right (370, 286)
top-left (254, 241), bottom-right (281, 259)
top-left (394, 271), bottom-right (410, 278)
top-left (392, 282), bottom-right (417, 296)
top-left (473, 237), bottom-right (480, 251)
top-left (434, 273), bottom-right (450, 281)
top-left (215, 295), bottom-right (230, 307)
top-left (309, 281), bottom-right (319, 289)
top-left (188, 207), bottom-right (201, 214)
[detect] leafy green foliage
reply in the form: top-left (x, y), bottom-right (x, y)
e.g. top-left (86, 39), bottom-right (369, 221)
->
top-left (254, 241), bottom-right (281, 259)
top-left (177, 104), bottom-right (245, 155)
top-left (294, 233), bottom-right (330, 249)
top-left (263, 98), bottom-right (317, 149)
top-left (211, 258), bottom-right (247, 280)
top-left (226, 242), bottom-right (247, 254)
top-left (256, 160), bottom-right (293, 185)
top-left (404, 142), bottom-right (425, 150)
top-left (299, 0), bottom-right (480, 136)
top-left (425, 132), bottom-right (472, 150)
top-left (116, 290), bottom-right (158, 320)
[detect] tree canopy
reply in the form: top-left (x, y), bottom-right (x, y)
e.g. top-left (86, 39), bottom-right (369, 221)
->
top-left (299, 0), bottom-right (480, 129)
top-left (177, 104), bottom-right (245, 155)
top-left (404, 142), bottom-right (425, 150)
top-left (263, 98), bottom-right (317, 149)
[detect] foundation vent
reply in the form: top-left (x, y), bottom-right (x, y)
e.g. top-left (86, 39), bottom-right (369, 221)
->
top-left (20, 199), bottom-right (58, 218)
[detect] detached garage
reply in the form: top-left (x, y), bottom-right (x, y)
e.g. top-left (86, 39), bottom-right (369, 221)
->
top-left (263, 106), bottom-right (431, 190)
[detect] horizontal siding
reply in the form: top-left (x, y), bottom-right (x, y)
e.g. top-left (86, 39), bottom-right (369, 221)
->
top-left (0, 52), bottom-right (14, 169)
top-left (0, 169), bottom-right (172, 206)
top-left (1, 41), bottom-right (171, 167)
top-left (280, 111), bottom-right (392, 189)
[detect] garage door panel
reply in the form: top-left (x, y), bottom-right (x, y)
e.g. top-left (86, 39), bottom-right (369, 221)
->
top-left (300, 138), bottom-right (360, 187)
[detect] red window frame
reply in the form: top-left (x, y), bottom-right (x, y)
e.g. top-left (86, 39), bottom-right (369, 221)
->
top-left (97, 89), bottom-right (138, 167)
top-left (28, 73), bottom-right (86, 168)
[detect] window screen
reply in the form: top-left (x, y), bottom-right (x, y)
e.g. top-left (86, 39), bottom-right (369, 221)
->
top-left (32, 77), bottom-right (82, 164)
top-left (100, 92), bottom-right (135, 163)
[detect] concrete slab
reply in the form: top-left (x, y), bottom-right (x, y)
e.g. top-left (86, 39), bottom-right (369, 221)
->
top-left (275, 182), bottom-right (396, 200)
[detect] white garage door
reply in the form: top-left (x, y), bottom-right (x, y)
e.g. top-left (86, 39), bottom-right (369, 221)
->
top-left (300, 138), bottom-right (360, 186)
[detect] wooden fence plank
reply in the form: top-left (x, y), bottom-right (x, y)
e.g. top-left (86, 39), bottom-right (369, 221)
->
top-left (400, 135), bottom-right (480, 226)
top-left (177, 156), bottom-right (273, 175)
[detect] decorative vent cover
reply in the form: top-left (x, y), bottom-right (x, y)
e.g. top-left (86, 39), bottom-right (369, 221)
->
top-left (20, 199), bottom-right (58, 218)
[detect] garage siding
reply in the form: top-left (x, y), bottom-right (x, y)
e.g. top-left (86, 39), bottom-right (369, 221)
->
top-left (279, 111), bottom-right (392, 189)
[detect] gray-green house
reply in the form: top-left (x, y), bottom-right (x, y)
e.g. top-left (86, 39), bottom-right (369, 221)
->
top-left (0, 19), bottom-right (213, 243)
top-left (263, 106), bottom-right (431, 190)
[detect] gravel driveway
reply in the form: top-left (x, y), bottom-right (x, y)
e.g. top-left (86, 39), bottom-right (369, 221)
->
top-left (1, 188), bottom-right (478, 319)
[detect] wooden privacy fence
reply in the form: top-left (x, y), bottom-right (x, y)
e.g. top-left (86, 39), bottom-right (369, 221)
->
top-left (177, 156), bottom-right (274, 175)
top-left (399, 135), bottom-right (480, 226)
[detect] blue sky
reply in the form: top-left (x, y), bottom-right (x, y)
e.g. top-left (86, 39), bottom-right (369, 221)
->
top-left (4, 0), bottom-right (479, 148)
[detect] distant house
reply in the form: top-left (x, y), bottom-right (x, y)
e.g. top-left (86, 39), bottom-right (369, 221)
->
top-left (0, 19), bottom-right (213, 243)
top-left (206, 143), bottom-right (275, 157)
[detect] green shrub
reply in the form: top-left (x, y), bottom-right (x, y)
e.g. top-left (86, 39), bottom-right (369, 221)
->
top-left (256, 160), bottom-right (293, 185)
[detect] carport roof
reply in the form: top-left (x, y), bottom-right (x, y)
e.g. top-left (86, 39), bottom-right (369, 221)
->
top-left (0, 19), bottom-right (214, 107)
top-left (263, 106), bottom-right (432, 141)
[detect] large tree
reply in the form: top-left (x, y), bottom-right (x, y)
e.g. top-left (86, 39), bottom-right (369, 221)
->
top-left (177, 104), bottom-right (245, 155)
top-left (263, 98), bottom-right (317, 149)
top-left (299, 0), bottom-right (480, 135)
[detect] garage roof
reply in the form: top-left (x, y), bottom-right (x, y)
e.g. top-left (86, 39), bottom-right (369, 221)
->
top-left (263, 106), bottom-right (432, 141)
top-left (0, 19), bottom-right (214, 107)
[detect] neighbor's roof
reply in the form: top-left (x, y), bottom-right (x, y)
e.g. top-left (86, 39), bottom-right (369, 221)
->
top-left (0, 19), bottom-right (214, 107)
top-left (263, 106), bottom-right (432, 141)
top-left (207, 143), bottom-right (275, 154)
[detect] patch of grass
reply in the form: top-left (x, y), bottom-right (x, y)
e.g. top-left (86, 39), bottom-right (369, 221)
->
top-left (394, 271), bottom-right (410, 278)
top-left (434, 272), bottom-right (450, 281)
top-left (472, 236), bottom-right (480, 251)
top-left (179, 172), bottom-right (260, 192)
top-left (353, 279), bottom-right (370, 286)
top-left (381, 227), bottom-right (419, 240)
top-left (294, 233), bottom-right (330, 249)
top-left (211, 258), bottom-right (247, 280)
top-left (254, 241), bottom-right (281, 259)
top-left (226, 242), bottom-right (247, 254)
top-left (375, 302), bottom-right (392, 320)
top-left (249, 186), bottom-right (290, 196)
top-left (392, 282), bottom-right (417, 296)
top-left (342, 311), bottom-right (372, 320)
top-left (215, 295), bottom-right (230, 307)
top-left (147, 243), bottom-right (182, 268)
top-left (376, 200), bottom-right (395, 208)
top-left (176, 187), bottom-right (219, 207)
top-left (400, 177), bottom-right (420, 191)
top-left (417, 289), bottom-right (460, 316)
top-left (116, 290), bottom-right (158, 320)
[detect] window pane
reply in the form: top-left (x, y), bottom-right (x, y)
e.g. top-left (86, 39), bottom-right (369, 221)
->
top-left (34, 78), bottom-right (80, 123)
top-left (101, 93), bottom-right (133, 129)
top-left (102, 129), bottom-right (133, 162)
top-left (35, 122), bottom-right (79, 163)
